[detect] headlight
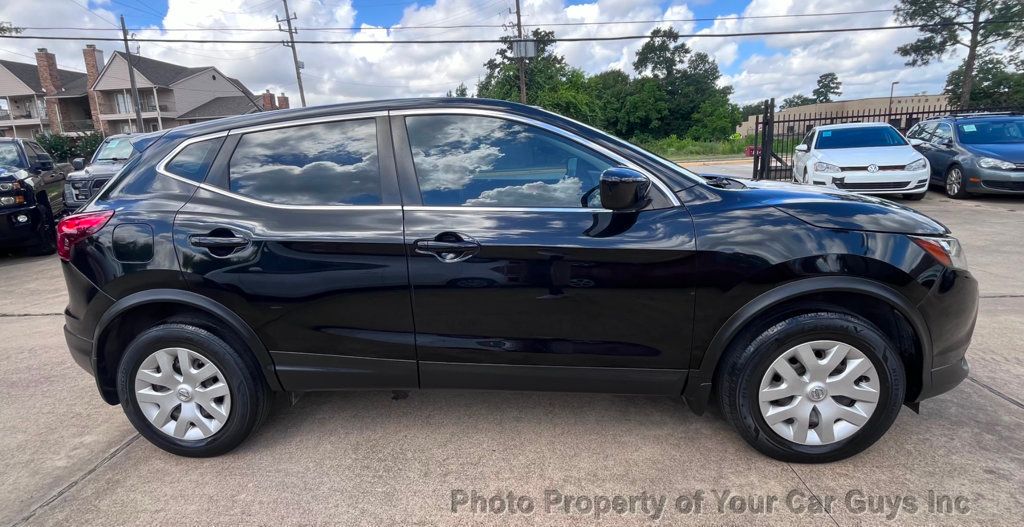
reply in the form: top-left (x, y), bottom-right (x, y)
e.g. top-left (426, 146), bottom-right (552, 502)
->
top-left (910, 235), bottom-right (968, 270)
top-left (0, 181), bottom-right (22, 192)
top-left (978, 157), bottom-right (1015, 170)
top-left (813, 161), bottom-right (841, 173)
top-left (905, 158), bottom-right (927, 171)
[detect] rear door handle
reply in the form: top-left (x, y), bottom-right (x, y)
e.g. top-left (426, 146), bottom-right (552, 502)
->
top-left (189, 235), bottom-right (249, 249)
top-left (414, 232), bottom-right (480, 263)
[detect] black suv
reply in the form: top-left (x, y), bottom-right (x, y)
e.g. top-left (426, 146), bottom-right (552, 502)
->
top-left (907, 114), bottom-right (1024, 198)
top-left (59, 99), bottom-right (978, 462)
top-left (1, 137), bottom-right (63, 255)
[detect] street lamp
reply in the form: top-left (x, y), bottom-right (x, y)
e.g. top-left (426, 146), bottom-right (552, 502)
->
top-left (887, 81), bottom-right (900, 118)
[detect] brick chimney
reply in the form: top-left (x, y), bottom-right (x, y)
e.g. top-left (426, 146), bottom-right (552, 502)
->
top-left (34, 48), bottom-right (62, 132)
top-left (261, 90), bottom-right (276, 111)
top-left (82, 44), bottom-right (106, 134)
top-left (276, 93), bottom-right (289, 109)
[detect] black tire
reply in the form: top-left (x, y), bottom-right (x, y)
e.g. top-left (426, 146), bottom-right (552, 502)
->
top-left (25, 199), bottom-right (57, 256)
top-left (903, 191), bottom-right (926, 201)
top-left (116, 323), bottom-right (271, 457)
top-left (944, 165), bottom-right (970, 199)
top-left (717, 312), bottom-right (906, 463)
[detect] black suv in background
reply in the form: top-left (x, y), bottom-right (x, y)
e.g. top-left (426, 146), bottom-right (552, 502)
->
top-left (0, 137), bottom-right (63, 255)
top-left (64, 133), bottom-right (143, 212)
top-left (907, 114), bottom-right (1024, 198)
top-left (59, 99), bottom-right (978, 462)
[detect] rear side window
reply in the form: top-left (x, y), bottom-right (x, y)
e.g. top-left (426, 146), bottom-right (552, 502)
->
top-left (164, 139), bottom-right (221, 183)
top-left (228, 119), bottom-right (381, 206)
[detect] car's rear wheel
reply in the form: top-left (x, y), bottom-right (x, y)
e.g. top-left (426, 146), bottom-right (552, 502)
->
top-left (116, 323), bottom-right (271, 457)
top-left (718, 312), bottom-right (905, 463)
top-left (945, 165), bottom-right (970, 199)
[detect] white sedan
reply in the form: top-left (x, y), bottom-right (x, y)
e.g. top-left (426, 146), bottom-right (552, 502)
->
top-left (792, 123), bottom-right (930, 200)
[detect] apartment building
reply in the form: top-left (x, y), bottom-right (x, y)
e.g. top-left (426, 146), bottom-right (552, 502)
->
top-left (0, 45), bottom-right (288, 138)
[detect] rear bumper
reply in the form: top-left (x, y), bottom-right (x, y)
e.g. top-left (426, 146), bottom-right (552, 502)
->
top-left (64, 324), bottom-right (94, 374)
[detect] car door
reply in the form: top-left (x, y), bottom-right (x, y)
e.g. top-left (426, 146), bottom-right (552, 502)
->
top-left (25, 141), bottom-right (64, 214)
top-left (927, 122), bottom-right (957, 177)
top-left (910, 123), bottom-right (941, 180)
top-left (793, 130), bottom-right (814, 182)
top-left (173, 114), bottom-right (418, 391)
top-left (392, 110), bottom-right (697, 395)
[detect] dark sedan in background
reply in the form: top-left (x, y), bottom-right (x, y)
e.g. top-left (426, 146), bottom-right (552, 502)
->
top-left (907, 114), bottom-right (1024, 198)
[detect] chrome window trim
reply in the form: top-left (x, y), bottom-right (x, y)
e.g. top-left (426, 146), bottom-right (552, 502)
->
top-left (403, 205), bottom-right (612, 213)
top-left (226, 111), bottom-right (387, 136)
top-left (155, 122), bottom-right (398, 211)
top-left (392, 107), bottom-right (682, 207)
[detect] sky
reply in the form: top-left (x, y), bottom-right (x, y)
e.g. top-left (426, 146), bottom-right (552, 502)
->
top-left (0, 0), bottom-right (966, 107)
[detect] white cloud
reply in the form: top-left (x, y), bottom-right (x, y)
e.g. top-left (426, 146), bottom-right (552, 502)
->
top-left (0, 0), bottom-right (968, 110)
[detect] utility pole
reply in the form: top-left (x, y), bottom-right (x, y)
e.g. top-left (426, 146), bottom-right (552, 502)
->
top-left (514, 0), bottom-right (526, 104)
top-left (277, 0), bottom-right (306, 107)
top-left (887, 81), bottom-right (900, 119)
top-left (120, 15), bottom-right (144, 132)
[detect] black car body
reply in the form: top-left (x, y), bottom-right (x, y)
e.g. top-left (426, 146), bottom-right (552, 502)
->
top-left (0, 137), bottom-right (63, 253)
top-left (907, 114), bottom-right (1024, 198)
top-left (64, 134), bottom-right (143, 212)
top-left (58, 99), bottom-right (978, 461)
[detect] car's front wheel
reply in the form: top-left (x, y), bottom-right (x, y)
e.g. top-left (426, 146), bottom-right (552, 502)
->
top-left (945, 165), bottom-right (970, 199)
top-left (116, 323), bottom-right (271, 457)
top-left (718, 312), bottom-right (906, 463)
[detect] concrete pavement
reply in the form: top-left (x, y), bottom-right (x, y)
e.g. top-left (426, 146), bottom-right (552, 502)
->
top-left (2, 189), bottom-right (1023, 526)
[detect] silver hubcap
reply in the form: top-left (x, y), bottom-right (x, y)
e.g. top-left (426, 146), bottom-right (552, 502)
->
top-left (947, 168), bottom-right (962, 196)
top-left (134, 347), bottom-right (231, 440)
top-left (758, 340), bottom-right (880, 446)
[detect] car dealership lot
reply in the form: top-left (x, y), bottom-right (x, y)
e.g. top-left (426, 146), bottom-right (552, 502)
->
top-left (2, 191), bottom-right (1023, 526)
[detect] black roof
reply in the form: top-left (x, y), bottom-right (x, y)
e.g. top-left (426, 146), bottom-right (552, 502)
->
top-left (0, 59), bottom-right (87, 95)
top-left (161, 98), bottom-right (538, 141)
top-left (110, 51), bottom-right (222, 87)
top-left (177, 96), bottom-right (261, 120)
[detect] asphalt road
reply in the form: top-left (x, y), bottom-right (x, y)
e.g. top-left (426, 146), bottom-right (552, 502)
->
top-left (2, 189), bottom-right (1023, 526)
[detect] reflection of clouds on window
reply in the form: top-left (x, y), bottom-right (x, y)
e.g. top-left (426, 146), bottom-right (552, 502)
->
top-left (229, 119), bottom-right (381, 205)
top-left (406, 115), bottom-right (612, 207)
top-left (466, 177), bottom-right (583, 207)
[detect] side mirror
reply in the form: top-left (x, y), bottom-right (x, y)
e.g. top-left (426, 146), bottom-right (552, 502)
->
top-left (599, 167), bottom-right (651, 211)
top-left (72, 158), bottom-right (85, 171)
top-left (942, 139), bottom-right (954, 148)
top-left (795, 144), bottom-right (809, 153)
top-left (908, 138), bottom-right (923, 147)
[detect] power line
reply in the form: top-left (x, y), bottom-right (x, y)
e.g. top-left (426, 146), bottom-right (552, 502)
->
top-left (20, 8), bottom-right (900, 32)
top-left (4, 19), bottom-right (1020, 44)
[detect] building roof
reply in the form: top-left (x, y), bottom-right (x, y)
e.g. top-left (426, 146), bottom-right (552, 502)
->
top-left (111, 51), bottom-right (210, 87)
top-left (176, 95), bottom-right (261, 120)
top-left (0, 59), bottom-right (87, 95)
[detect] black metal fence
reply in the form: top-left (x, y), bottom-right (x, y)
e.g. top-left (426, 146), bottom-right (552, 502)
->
top-left (750, 99), bottom-right (1021, 180)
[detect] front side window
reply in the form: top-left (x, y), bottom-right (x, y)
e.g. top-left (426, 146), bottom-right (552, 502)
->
top-left (815, 126), bottom-right (908, 149)
top-left (406, 115), bottom-right (613, 207)
top-left (228, 119), bottom-right (381, 206)
top-left (0, 144), bottom-right (23, 168)
top-left (164, 139), bottom-right (221, 183)
top-left (932, 123), bottom-right (952, 144)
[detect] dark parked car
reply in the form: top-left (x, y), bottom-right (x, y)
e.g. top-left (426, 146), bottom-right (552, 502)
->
top-left (58, 99), bottom-right (977, 462)
top-left (907, 114), bottom-right (1024, 198)
top-left (64, 133), bottom-right (144, 212)
top-left (0, 137), bottom-right (63, 255)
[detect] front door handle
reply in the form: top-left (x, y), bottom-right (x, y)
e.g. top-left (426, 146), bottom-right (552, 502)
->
top-left (414, 232), bottom-right (480, 263)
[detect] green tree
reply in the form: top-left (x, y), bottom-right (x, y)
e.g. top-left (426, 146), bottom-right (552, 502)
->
top-left (633, 27), bottom-right (691, 79)
top-left (895, 0), bottom-right (1024, 108)
top-left (812, 72), bottom-right (842, 103)
top-left (454, 82), bottom-right (469, 97)
top-left (34, 133), bottom-right (75, 162)
top-left (0, 23), bottom-right (23, 36)
top-left (740, 102), bottom-right (765, 120)
top-left (686, 93), bottom-right (742, 141)
top-left (619, 77), bottom-right (669, 140)
top-left (76, 132), bottom-right (104, 161)
top-left (780, 94), bottom-right (816, 109)
top-left (944, 52), bottom-right (1024, 108)
top-left (584, 70), bottom-right (632, 134)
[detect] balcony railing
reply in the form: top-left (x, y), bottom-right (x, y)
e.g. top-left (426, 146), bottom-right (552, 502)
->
top-left (0, 109), bottom-right (43, 121)
top-left (61, 120), bottom-right (96, 133)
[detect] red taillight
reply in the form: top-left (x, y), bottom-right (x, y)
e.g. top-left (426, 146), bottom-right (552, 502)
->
top-left (56, 210), bottom-right (114, 261)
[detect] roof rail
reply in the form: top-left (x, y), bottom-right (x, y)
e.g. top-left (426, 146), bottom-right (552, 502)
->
top-left (925, 111), bottom-right (1021, 121)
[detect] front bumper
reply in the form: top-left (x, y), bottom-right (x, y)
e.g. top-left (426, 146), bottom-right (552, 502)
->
top-left (0, 204), bottom-right (42, 247)
top-left (963, 165), bottom-right (1024, 194)
top-left (811, 168), bottom-right (930, 195)
top-left (914, 268), bottom-right (979, 401)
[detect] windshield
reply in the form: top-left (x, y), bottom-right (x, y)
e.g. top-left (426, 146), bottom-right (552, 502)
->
top-left (956, 120), bottom-right (1024, 144)
top-left (93, 137), bottom-right (136, 161)
top-left (815, 126), bottom-right (907, 149)
top-left (0, 144), bottom-right (23, 168)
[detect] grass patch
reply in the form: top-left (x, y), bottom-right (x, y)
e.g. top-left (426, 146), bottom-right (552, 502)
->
top-left (634, 135), bottom-right (753, 160)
